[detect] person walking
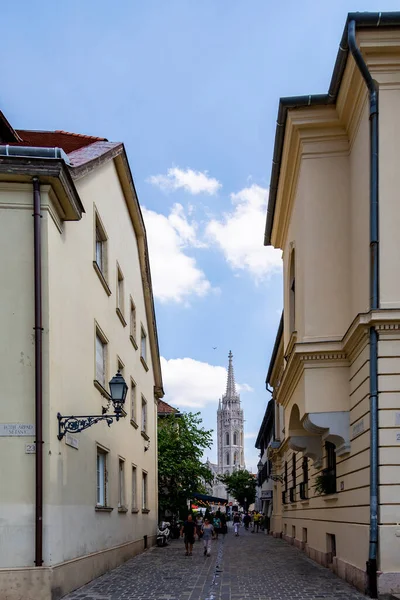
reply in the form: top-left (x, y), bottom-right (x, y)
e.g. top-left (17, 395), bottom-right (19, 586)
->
top-left (243, 512), bottom-right (251, 530)
top-left (213, 514), bottom-right (221, 540)
top-left (253, 511), bottom-right (260, 533)
top-left (201, 518), bottom-right (214, 556)
top-left (181, 514), bottom-right (197, 556)
top-left (233, 512), bottom-right (241, 536)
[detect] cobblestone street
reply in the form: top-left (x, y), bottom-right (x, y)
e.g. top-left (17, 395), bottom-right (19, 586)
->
top-left (63, 525), bottom-right (367, 600)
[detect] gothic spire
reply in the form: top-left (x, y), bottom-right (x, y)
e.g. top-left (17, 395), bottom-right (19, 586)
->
top-left (226, 350), bottom-right (237, 398)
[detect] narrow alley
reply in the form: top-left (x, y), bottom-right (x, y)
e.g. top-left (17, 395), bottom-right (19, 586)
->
top-left (63, 525), bottom-right (366, 600)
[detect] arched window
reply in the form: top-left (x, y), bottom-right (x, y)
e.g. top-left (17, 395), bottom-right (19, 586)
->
top-left (226, 453), bottom-right (230, 465)
top-left (289, 249), bottom-right (296, 333)
top-left (233, 452), bottom-right (238, 465)
top-left (225, 432), bottom-right (229, 446)
top-left (233, 431), bottom-right (238, 445)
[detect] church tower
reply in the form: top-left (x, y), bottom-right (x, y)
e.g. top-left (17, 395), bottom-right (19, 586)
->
top-left (217, 351), bottom-right (245, 477)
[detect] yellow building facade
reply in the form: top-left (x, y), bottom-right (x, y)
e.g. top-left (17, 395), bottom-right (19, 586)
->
top-left (264, 13), bottom-right (400, 598)
top-left (0, 118), bottom-right (163, 599)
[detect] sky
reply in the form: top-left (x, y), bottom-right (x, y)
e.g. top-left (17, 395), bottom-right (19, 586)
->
top-left (2, 0), bottom-right (399, 472)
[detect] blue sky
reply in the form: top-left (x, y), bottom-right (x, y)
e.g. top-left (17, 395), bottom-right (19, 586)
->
top-left (2, 0), bottom-right (399, 470)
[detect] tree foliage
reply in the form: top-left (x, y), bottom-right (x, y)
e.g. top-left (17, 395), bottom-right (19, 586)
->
top-left (158, 412), bottom-right (213, 516)
top-left (218, 469), bottom-right (256, 509)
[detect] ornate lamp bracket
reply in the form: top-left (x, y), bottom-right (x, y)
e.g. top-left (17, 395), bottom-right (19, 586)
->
top-left (57, 412), bottom-right (121, 441)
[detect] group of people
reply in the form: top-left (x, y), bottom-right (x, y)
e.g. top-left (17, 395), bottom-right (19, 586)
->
top-left (180, 510), bottom-right (227, 557)
top-left (232, 510), bottom-right (266, 536)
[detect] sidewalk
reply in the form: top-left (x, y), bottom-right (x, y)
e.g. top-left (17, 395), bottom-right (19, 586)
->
top-left (63, 524), bottom-right (366, 600)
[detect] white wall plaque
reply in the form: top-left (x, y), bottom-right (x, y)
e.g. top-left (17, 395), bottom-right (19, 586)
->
top-left (352, 419), bottom-right (364, 439)
top-left (65, 433), bottom-right (79, 450)
top-left (395, 413), bottom-right (400, 427)
top-left (0, 423), bottom-right (35, 437)
top-left (25, 443), bottom-right (36, 454)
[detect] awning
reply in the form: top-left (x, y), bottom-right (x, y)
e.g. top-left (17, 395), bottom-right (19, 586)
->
top-left (192, 492), bottom-right (228, 504)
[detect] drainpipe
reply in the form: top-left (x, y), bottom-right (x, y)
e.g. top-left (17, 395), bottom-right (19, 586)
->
top-left (348, 20), bottom-right (379, 598)
top-left (33, 177), bottom-right (43, 566)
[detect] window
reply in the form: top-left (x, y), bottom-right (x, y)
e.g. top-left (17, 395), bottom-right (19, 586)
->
top-left (116, 264), bottom-right (126, 324)
top-left (289, 249), bottom-right (296, 333)
top-left (225, 432), bottom-right (229, 446)
top-left (233, 452), bottom-right (238, 465)
top-left (130, 379), bottom-right (137, 424)
top-left (94, 212), bottom-right (108, 279)
top-left (141, 327), bottom-right (148, 367)
top-left (292, 453), bottom-right (296, 488)
top-left (284, 461), bottom-right (288, 491)
top-left (117, 357), bottom-right (124, 376)
top-left (226, 452), bottom-right (230, 466)
top-left (300, 456), bottom-right (309, 500)
top-left (142, 471), bottom-right (148, 510)
top-left (118, 459), bottom-right (125, 508)
top-left (324, 441), bottom-right (337, 494)
top-left (95, 330), bottom-right (107, 388)
top-left (130, 298), bottom-right (137, 346)
top-left (132, 466), bottom-right (137, 510)
top-left (233, 431), bottom-right (238, 446)
top-left (96, 448), bottom-right (108, 507)
top-left (141, 396), bottom-right (147, 433)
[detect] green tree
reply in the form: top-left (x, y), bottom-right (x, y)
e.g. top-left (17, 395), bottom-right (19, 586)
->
top-left (218, 469), bottom-right (256, 510)
top-left (158, 412), bottom-right (213, 517)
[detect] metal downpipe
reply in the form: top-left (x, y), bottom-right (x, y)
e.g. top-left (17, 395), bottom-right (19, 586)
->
top-left (33, 177), bottom-right (43, 566)
top-left (348, 20), bottom-right (379, 598)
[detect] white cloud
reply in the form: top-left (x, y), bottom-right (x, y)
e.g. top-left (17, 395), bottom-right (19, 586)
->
top-left (244, 432), bottom-right (257, 439)
top-left (148, 167), bottom-right (222, 196)
top-left (161, 356), bottom-right (253, 408)
top-left (142, 203), bottom-right (211, 303)
top-left (237, 383), bottom-right (254, 393)
top-left (206, 184), bottom-right (282, 280)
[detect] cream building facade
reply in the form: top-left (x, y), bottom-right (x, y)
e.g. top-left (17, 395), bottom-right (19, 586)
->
top-left (0, 114), bottom-right (163, 600)
top-left (263, 12), bottom-right (400, 599)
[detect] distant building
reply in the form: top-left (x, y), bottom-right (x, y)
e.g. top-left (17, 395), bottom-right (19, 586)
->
top-left (207, 351), bottom-right (245, 503)
top-left (0, 111), bottom-right (163, 600)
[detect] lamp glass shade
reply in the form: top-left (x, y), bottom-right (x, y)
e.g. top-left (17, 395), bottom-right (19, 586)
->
top-left (109, 371), bottom-right (128, 405)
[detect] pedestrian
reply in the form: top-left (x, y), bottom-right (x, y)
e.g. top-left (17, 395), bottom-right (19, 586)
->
top-left (233, 512), bottom-right (241, 536)
top-left (201, 518), bottom-right (214, 556)
top-left (220, 511), bottom-right (227, 535)
top-left (254, 511), bottom-right (260, 533)
top-left (243, 512), bottom-right (251, 530)
top-left (195, 512), bottom-right (203, 538)
top-left (213, 514), bottom-right (221, 540)
top-left (180, 514), bottom-right (197, 556)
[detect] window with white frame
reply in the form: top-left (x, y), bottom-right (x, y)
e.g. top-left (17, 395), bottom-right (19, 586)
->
top-left (95, 214), bottom-right (107, 277)
top-left (233, 431), bottom-right (238, 445)
top-left (226, 452), bottom-right (230, 466)
top-left (130, 298), bottom-right (137, 343)
top-left (131, 379), bottom-right (137, 423)
top-left (95, 330), bottom-right (107, 388)
top-left (141, 396), bottom-right (147, 433)
top-left (132, 465), bottom-right (137, 510)
top-left (116, 264), bottom-right (125, 318)
top-left (142, 471), bottom-right (148, 510)
top-left (118, 458), bottom-right (125, 508)
top-left (140, 327), bottom-right (147, 363)
top-left (96, 447), bottom-right (108, 507)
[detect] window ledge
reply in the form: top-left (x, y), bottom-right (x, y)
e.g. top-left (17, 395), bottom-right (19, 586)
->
top-left (130, 335), bottom-right (138, 350)
top-left (141, 431), bottom-right (150, 441)
top-left (142, 508), bottom-right (150, 514)
top-left (131, 508), bottom-right (140, 514)
top-left (94, 380), bottom-right (111, 400)
top-left (118, 506), bottom-right (128, 513)
top-left (140, 356), bottom-right (149, 372)
top-left (322, 494), bottom-right (339, 502)
top-left (299, 499), bottom-right (309, 505)
top-left (93, 261), bottom-right (112, 296)
top-left (116, 307), bottom-right (127, 327)
top-left (95, 506), bottom-right (113, 512)
top-left (130, 419), bottom-right (139, 429)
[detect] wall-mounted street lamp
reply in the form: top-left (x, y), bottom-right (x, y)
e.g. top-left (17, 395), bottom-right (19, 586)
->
top-left (57, 371), bottom-right (128, 441)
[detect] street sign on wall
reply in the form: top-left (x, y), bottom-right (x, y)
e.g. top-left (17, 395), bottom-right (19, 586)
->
top-left (261, 490), bottom-right (273, 500)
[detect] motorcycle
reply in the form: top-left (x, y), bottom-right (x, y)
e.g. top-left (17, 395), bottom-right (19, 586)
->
top-left (157, 521), bottom-right (171, 547)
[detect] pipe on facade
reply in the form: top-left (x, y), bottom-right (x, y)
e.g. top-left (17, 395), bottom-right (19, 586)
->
top-left (348, 20), bottom-right (379, 599)
top-left (33, 177), bottom-right (43, 566)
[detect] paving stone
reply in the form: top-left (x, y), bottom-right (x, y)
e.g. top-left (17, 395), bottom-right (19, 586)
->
top-left (62, 525), bottom-right (366, 600)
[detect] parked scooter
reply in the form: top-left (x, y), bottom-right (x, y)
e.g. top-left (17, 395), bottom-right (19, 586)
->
top-left (157, 521), bottom-right (171, 547)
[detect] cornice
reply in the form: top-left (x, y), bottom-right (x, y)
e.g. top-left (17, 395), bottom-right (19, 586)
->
top-left (274, 310), bottom-right (400, 406)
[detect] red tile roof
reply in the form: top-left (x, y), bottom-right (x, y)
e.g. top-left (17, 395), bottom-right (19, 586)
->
top-left (14, 130), bottom-right (107, 154)
top-left (158, 399), bottom-right (179, 415)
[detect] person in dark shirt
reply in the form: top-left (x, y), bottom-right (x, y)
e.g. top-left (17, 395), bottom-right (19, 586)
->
top-left (180, 514), bottom-right (197, 556)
